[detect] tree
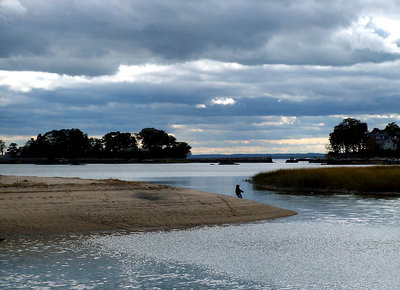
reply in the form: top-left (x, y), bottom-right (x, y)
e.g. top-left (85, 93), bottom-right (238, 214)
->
top-left (329, 118), bottom-right (368, 154)
top-left (14, 127), bottom-right (191, 160)
top-left (89, 137), bottom-right (104, 156)
top-left (20, 138), bottom-right (37, 157)
top-left (102, 131), bottom-right (137, 157)
top-left (168, 141), bottom-right (192, 158)
top-left (384, 122), bottom-right (400, 138)
top-left (0, 140), bottom-right (5, 155)
top-left (41, 129), bottom-right (91, 157)
top-left (137, 128), bottom-right (172, 151)
top-left (65, 129), bottom-right (91, 157)
top-left (20, 129), bottom-right (90, 158)
top-left (137, 128), bottom-right (191, 158)
top-left (7, 143), bottom-right (20, 157)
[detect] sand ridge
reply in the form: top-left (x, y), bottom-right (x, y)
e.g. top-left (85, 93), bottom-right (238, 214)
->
top-left (0, 175), bottom-right (297, 238)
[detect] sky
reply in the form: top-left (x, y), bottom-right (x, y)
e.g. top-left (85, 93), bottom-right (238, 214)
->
top-left (1, 0), bottom-right (400, 154)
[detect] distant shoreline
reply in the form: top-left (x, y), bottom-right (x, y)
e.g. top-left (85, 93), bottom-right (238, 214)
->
top-left (0, 156), bottom-right (274, 164)
top-left (0, 175), bottom-right (297, 239)
top-left (2, 154), bottom-right (400, 165)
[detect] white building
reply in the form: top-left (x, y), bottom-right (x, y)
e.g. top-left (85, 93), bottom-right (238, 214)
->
top-left (369, 131), bottom-right (398, 150)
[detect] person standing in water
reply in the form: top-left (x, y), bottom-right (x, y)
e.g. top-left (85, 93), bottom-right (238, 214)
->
top-left (235, 184), bottom-right (244, 198)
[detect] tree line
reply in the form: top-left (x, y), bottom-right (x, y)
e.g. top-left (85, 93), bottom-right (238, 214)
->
top-left (4, 128), bottom-right (192, 159)
top-left (328, 118), bottom-right (400, 156)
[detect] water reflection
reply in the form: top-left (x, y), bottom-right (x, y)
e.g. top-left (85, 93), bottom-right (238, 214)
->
top-left (251, 187), bottom-right (400, 226)
top-left (2, 220), bottom-right (399, 289)
top-left (1, 162), bottom-right (399, 289)
top-left (145, 174), bottom-right (400, 227)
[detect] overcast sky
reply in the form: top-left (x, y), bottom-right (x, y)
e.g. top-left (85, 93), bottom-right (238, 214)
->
top-left (1, 0), bottom-right (400, 154)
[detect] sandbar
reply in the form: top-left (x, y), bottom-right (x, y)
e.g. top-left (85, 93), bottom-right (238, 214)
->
top-left (0, 175), bottom-right (297, 238)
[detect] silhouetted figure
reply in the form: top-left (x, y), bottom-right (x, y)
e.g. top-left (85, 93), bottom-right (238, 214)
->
top-left (235, 184), bottom-right (243, 198)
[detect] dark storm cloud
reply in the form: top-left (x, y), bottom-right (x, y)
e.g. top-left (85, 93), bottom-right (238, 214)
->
top-left (1, 0), bottom-right (398, 75)
top-left (2, 69), bottom-right (399, 138)
top-left (2, 0), bottom-right (400, 153)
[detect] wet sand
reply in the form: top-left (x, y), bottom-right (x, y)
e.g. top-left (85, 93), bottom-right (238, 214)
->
top-left (0, 175), bottom-right (297, 238)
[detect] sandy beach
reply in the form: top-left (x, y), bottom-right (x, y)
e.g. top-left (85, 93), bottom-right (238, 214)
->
top-left (0, 175), bottom-right (297, 238)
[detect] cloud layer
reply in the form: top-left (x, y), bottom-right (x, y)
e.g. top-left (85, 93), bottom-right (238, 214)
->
top-left (1, 0), bottom-right (400, 153)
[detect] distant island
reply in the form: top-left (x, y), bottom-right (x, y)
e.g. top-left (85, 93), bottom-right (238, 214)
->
top-left (1, 128), bottom-right (191, 163)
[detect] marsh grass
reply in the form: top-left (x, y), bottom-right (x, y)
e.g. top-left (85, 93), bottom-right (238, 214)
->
top-left (252, 166), bottom-right (400, 194)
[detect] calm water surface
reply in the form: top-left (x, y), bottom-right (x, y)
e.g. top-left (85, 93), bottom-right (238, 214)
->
top-left (1, 162), bottom-right (399, 289)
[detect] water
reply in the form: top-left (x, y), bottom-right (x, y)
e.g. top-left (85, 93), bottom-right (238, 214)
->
top-left (1, 162), bottom-right (399, 289)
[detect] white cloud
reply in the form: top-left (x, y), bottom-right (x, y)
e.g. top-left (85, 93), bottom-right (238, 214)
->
top-left (190, 128), bottom-right (204, 132)
top-left (195, 104), bottom-right (207, 109)
top-left (278, 94), bottom-right (309, 102)
top-left (371, 16), bottom-right (400, 43)
top-left (334, 16), bottom-right (400, 54)
top-left (253, 116), bottom-right (297, 127)
top-left (0, 134), bottom-right (34, 146)
top-left (189, 59), bottom-right (244, 72)
top-left (0, 0), bottom-right (27, 16)
top-left (0, 60), bottom-right (246, 92)
top-left (0, 70), bottom-right (87, 92)
top-left (170, 124), bottom-right (185, 129)
top-left (211, 97), bottom-right (236, 106)
top-left (109, 64), bottom-right (168, 83)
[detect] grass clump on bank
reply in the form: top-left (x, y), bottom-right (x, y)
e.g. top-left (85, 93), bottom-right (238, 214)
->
top-left (252, 166), bottom-right (400, 194)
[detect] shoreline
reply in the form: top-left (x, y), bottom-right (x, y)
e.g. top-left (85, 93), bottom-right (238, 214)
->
top-left (0, 175), bottom-right (297, 239)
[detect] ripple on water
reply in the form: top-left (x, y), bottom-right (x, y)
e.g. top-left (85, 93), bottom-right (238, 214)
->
top-left (1, 163), bottom-right (399, 288)
top-left (1, 221), bottom-right (399, 289)
top-left (86, 221), bottom-right (400, 289)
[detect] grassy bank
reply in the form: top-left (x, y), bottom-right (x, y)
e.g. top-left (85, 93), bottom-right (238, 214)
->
top-left (252, 166), bottom-right (400, 195)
